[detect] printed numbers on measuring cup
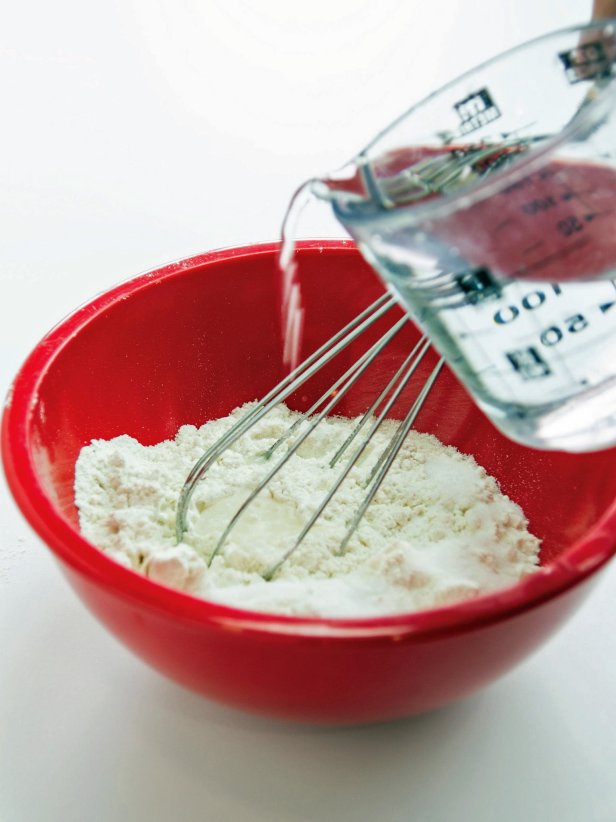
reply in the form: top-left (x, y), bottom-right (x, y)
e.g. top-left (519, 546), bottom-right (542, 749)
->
top-left (493, 285), bottom-right (562, 324)
top-left (558, 40), bottom-right (613, 85)
top-left (494, 285), bottom-right (591, 353)
top-left (505, 348), bottom-right (552, 379)
top-left (539, 315), bottom-right (589, 346)
top-left (453, 88), bottom-right (501, 135)
top-left (556, 215), bottom-right (585, 237)
top-left (520, 196), bottom-right (558, 215)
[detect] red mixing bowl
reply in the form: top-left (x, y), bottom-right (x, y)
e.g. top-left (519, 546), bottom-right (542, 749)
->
top-left (3, 241), bottom-right (616, 724)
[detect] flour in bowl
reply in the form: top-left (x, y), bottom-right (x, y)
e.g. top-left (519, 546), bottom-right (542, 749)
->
top-left (74, 403), bottom-right (540, 617)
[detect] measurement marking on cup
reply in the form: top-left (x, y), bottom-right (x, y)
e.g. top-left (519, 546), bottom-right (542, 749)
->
top-left (494, 218), bottom-right (513, 233)
top-left (584, 208), bottom-right (614, 222)
top-left (560, 188), bottom-right (594, 202)
top-left (558, 40), bottom-right (613, 84)
top-left (506, 347), bottom-right (552, 379)
top-left (454, 87), bottom-right (501, 135)
top-left (455, 267), bottom-right (503, 305)
top-left (512, 236), bottom-right (590, 277)
top-left (522, 241), bottom-right (544, 255)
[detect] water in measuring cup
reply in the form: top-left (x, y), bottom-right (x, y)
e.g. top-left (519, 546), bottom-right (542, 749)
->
top-left (286, 145), bottom-right (616, 453)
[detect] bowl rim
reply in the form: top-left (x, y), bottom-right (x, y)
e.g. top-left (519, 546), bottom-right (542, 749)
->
top-left (3, 239), bottom-right (616, 639)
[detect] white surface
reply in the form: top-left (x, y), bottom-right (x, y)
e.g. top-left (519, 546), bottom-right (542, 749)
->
top-left (1, 2), bottom-right (615, 820)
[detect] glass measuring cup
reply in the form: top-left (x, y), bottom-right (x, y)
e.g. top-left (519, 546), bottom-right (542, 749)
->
top-left (308, 22), bottom-right (616, 453)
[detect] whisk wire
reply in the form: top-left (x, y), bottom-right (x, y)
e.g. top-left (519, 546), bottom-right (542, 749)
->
top-left (329, 335), bottom-right (429, 468)
top-left (175, 285), bottom-right (445, 579)
top-left (263, 337), bottom-right (433, 580)
top-left (175, 292), bottom-right (397, 541)
top-left (263, 317), bottom-right (410, 460)
top-left (337, 358), bottom-right (445, 556)
top-left (207, 315), bottom-right (410, 566)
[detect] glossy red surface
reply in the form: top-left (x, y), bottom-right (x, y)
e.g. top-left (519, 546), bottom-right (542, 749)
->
top-left (3, 241), bottom-right (616, 724)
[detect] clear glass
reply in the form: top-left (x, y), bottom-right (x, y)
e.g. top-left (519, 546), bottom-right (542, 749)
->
top-left (311, 22), bottom-right (616, 452)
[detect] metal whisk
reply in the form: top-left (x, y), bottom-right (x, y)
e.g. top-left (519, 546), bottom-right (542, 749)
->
top-left (175, 292), bottom-right (443, 580)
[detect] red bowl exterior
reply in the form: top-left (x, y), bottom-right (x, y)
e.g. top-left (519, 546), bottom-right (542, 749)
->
top-left (61, 561), bottom-right (602, 724)
top-left (3, 241), bottom-right (616, 724)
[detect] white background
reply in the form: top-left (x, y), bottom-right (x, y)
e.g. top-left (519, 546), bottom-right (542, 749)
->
top-left (2, 2), bottom-right (616, 820)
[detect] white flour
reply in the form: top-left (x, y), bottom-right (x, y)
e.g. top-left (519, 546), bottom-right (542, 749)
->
top-left (74, 403), bottom-right (540, 617)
